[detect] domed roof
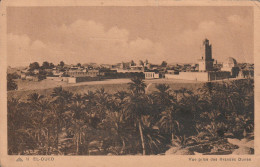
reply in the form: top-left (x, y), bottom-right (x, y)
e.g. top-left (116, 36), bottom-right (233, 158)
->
top-left (225, 57), bottom-right (237, 65)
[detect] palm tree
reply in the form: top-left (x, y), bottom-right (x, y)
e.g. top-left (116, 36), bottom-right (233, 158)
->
top-left (50, 87), bottom-right (73, 152)
top-left (114, 91), bottom-right (129, 112)
top-left (155, 84), bottom-right (170, 92)
top-left (173, 88), bottom-right (192, 102)
top-left (128, 77), bottom-right (147, 95)
top-left (73, 93), bottom-right (85, 107)
top-left (67, 103), bottom-right (88, 155)
top-left (8, 97), bottom-right (40, 155)
top-left (114, 91), bottom-right (128, 103)
top-left (207, 82), bottom-right (239, 117)
top-left (51, 86), bottom-right (73, 104)
top-left (27, 93), bottom-right (45, 108)
top-left (95, 88), bottom-right (110, 107)
top-left (159, 106), bottom-right (180, 142)
top-left (178, 88), bottom-right (193, 98)
top-left (140, 115), bottom-right (165, 155)
top-left (127, 77), bottom-right (148, 155)
top-left (41, 105), bottom-right (57, 155)
top-left (153, 84), bottom-right (175, 109)
top-left (83, 90), bottom-right (96, 106)
top-left (102, 110), bottom-right (134, 155)
top-left (8, 98), bottom-right (21, 128)
top-left (95, 88), bottom-right (113, 120)
top-left (29, 99), bottom-right (51, 153)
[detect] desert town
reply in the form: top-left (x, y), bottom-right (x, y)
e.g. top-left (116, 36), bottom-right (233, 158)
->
top-left (7, 39), bottom-right (255, 156)
top-left (7, 39), bottom-right (253, 91)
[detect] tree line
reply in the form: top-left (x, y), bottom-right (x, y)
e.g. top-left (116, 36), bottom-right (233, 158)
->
top-left (8, 78), bottom-right (254, 155)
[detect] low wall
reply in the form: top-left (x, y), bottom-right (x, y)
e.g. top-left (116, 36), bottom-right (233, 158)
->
top-left (165, 71), bottom-right (231, 81)
top-left (165, 72), bottom-right (209, 81)
top-left (68, 76), bottom-right (102, 83)
top-left (46, 76), bottom-right (69, 82)
top-left (103, 72), bottom-right (145, 79)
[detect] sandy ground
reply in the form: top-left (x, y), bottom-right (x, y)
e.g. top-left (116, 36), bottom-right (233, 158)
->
top-left (15, 78), bottom-right (202, 91)
top-left (9, 78), bottom-right (242, 101)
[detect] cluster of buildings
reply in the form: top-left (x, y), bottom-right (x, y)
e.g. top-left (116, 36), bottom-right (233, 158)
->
top-left (164, 39), bottom-right (251, 81)
top-left (12, 38), bottom-right (253, 84)
top-left (150, 39), bottom-right (253, 81)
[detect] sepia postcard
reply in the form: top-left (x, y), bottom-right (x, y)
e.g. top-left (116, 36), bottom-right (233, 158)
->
top-left (0, 0), bottom-right (260, 167)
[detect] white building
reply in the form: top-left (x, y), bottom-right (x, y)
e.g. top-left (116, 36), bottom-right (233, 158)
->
top-left (145, 72), bottom-right (160, 79)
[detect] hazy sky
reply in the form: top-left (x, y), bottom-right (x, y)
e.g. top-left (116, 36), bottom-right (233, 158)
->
top-left (7, 6), bottom-right (253, 67)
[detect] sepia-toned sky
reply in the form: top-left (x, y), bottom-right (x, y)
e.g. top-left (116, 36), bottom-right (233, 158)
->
top-left (7, 6), bottom-right (253, 67)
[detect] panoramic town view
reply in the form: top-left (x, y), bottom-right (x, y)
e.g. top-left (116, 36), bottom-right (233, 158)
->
top-left (7, 6), bottom-right (254, 155)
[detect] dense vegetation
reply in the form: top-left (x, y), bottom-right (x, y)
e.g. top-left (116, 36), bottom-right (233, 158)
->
top-left (7, 73), bottom-right (18, 91)
top-left (8, 78), bottom-right (254, 155)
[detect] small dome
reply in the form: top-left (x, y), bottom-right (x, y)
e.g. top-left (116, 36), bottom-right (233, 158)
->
top-left (223, 57), bottom-right (237, 68)
top-left (226, 57), bottom-right (237, 64)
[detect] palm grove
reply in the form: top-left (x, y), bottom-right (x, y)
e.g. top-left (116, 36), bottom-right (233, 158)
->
top-left (8, 77), bottom-right (254, 155)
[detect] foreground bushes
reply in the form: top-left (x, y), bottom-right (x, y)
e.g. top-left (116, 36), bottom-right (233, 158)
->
top-left (8, 78), bottom-right (254, 155)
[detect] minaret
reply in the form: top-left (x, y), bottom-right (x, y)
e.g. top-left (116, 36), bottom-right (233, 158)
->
top-left (204, 39), bottom-right (211, 60)
top-left (198, 38), bottom-right (214, 71)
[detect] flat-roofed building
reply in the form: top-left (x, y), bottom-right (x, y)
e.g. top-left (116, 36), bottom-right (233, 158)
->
top-left (145, 71), bottom-right (160, 79)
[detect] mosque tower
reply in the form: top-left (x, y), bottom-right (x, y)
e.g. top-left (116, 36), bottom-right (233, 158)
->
top-left (198, 38), bottom-right (214, 71)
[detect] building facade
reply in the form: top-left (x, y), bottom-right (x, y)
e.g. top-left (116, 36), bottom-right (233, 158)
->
top-left (145, 72), bottom-right (160, 79)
